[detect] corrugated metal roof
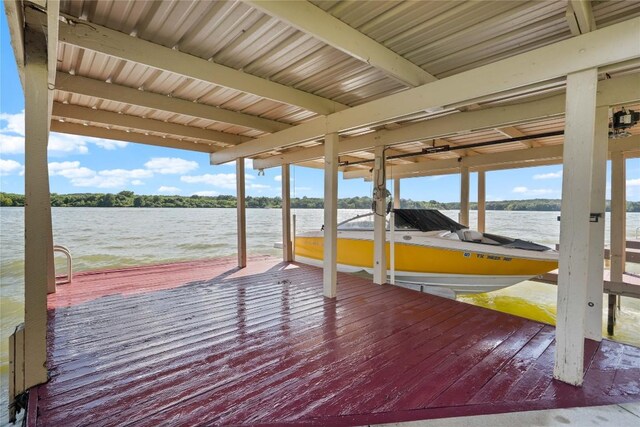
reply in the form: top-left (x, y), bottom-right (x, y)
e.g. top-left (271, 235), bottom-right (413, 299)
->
top-left (41, 0), bottom-right (639, 170)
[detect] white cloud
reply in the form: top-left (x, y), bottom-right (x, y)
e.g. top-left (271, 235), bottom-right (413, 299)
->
top-left (627, 178), bottom-right (640, 187)
top-left (145, 157), bottom-right (199, 175)
top-left (131, 180), bottom-right (144, 186)
top-left (48, 161), bottom-right (94, 179)
top-left (0, 111), bottom-right (24, 134)
top-left (100, 169), bottom-right (152, 179)
top-left (533, 170), bottom-right (562, 180)
top-left (49, 161), bottom-right (152, 188)
top-left (0, 111), bottom-right (127, 155)
top-left (0, 135), bottom-right (26, 154)
top-left (181, 173), bottom-right (237, 189)
top-left (158, 186), bottom-right (181, 193)
top-left (180, 172), bottom-right (270, 191)
top-left (0, 159), bottom-right (24, 176)
top-left (274, 175), bottom-right (282, 182)
top-left (192, 190), bottom-right (219, 197)
top-left (91, 139), bottom-right (129, 150)
top-left (512, 186), bottom-right (555, 196)
top-left (250, 183), bottom-right (271, 190)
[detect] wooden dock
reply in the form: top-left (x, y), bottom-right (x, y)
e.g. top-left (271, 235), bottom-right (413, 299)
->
top-left (604, 238), bottom-right (640, 264)
top-left (533, 270), bottom-right (640, 298)
top-left (539, 239), bottom-right (640, 298)
top-left (29, 256), bottom-right (640, 427)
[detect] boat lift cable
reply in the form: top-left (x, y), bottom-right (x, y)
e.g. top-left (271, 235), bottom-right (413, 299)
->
top-left (340, 130), bottom-right (565, 167)
top-left (372, 147), bottom-right (389, 217)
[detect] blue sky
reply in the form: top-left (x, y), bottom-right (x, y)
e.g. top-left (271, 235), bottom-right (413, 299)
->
top-left (0, 4), bottom-right (638, 202)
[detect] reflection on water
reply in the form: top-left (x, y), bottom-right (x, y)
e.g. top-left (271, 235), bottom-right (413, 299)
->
top-left (1, 207), bottom-right (639, 424)
top-left (458, 279), bottom-right (640, 346)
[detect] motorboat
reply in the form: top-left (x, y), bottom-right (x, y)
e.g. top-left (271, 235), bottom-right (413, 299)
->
top-left (293, 209), bottom-right (558, 295)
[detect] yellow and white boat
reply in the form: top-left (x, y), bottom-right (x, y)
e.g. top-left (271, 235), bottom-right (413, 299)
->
top-left (294, 209), bottom-right (558, 294)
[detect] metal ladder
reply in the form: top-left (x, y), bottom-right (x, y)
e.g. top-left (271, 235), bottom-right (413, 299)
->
top-left (53, 245), bottom-right (73, 285)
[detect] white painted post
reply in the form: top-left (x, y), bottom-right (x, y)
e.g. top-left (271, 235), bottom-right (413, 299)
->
top-left (609, 151), bottom-right (626, 334)
top-left (323, 133), bottom-right (339, 298)
top-left (585, 106), bottom-right (609, 341)
top-left (610, 152), bottom-right (626, 280)
top-left (393, 178), bottom-right (401, 209)
top-left (373, 146), bottom-right (387, 285)
top-left (390, 211), bottom-right (396, 285)
top-left (459, 166), bottom-right (470, 226)
top-left (23, 24), bottom-right (53, 389)
top-left (281, 164), bottom-right (293, 262)
top-left (292, 214), bottom-right (297, 262)
top-left (554, 68), bottom-right (598, 386)
top-left (236, 157), bottom-right (247, 268)
top-left (477, 170), bottom-right (486, 233)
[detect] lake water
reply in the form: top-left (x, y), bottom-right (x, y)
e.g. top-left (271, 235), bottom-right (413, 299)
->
top-left (1, 207), bottom-right (639, 424)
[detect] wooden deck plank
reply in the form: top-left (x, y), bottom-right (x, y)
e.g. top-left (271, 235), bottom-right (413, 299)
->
top-left (384, 314), bottom-right (527, 411)
top-left (428, 322), bottom-right (545, 407)
top-left (467, 325), bottom-right (556, 404)
top-left (33, 257), bottom-right (640, 427)
top-left (217, 300), bottom-right (468, 425)
top-left (298, 305), bottom-right (480, 419)
top-left (42, 284), bottom-right (430, 425)
top-left (42, 276), bottom-right (386, 402)
top-left (129, 298), bottom-right (453, 427)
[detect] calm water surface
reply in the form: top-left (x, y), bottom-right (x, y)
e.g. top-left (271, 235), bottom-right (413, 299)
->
top-left (1, 207), bottom-right (639, 424)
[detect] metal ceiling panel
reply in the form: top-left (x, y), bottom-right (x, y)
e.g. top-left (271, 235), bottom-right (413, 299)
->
top-left (52, 0), bottom-right (640, 160)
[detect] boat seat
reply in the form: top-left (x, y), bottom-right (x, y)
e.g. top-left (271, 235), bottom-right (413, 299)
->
top-left (463, 230), bottom-right (484, 242)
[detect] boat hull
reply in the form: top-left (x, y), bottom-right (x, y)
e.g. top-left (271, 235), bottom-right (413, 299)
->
top-left (294, 233), bottom-right (558, 294)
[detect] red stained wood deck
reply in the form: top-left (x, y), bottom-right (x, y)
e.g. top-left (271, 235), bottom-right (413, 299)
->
top-left (30, 256), bottom-right (640, 426)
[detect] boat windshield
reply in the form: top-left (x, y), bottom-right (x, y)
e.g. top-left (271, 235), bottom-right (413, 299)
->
top-left (337, 209), bottom-right (467, 232)
top-left (394, 209), bottom-right (467, 232)
top-left (337, 213), bottom-right (381, 230)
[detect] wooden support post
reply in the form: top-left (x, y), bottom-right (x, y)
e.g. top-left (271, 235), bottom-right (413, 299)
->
top-left (554, 68), bottom-right (598, 386)
top-left (236, 158), bottom-right (247, 268)
top-left (585, 106), bottom-right (608, 341)
top-left (373, 146), bottom-right (387, 285)
top-left (459, 166), bottom-right (470, 226)
top-left (609, 151), bottom-right (626, 334)
top-left (393, 178), bottom-right (401, 209)
top-left (23, 23), bottom-right (53, 389)
top-left (477, 171), bottom-right (486, 233)
top-left (323, 133), bottom-right (339, 298)
top-left (281, 164), bottom-right (293, 262)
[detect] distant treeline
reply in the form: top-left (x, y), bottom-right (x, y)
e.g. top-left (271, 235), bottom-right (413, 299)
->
top-left (1, 192), bottom-right (639, 212)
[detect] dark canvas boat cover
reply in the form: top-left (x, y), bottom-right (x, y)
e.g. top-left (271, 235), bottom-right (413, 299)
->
top-left (393, 209), bottom-right (467, 232)
top-left (477, 233), bottom-right (551, 251)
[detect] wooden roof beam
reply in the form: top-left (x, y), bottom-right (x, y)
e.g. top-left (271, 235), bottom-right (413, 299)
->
top-left (245, 0), bottom-right (437, 87)
top-left (344, 135), bottom-right (640, 180)
top-left (254, 69), bottom-right (640, 170)
top-left (52, 9), bottom-right (348, 115)
top-left (55, 73), bottom-right (289, 134)
top-left (45, 2), bottom-right (59, 100)
top-left (52, 103), bottom-right (250, 146)
top-left (254, 69), bottom-right (640, 169)
top-left (495, 126), bottom-right (535, 148)
top-left (210, 17), bottom-right (640, 164)
top-left (50, 121), bottom-right (218, 153)
top-left (24, 3), bottom-right (60, 128)
top-left (253, 94), bottom-right (567, 169)
top-left (566, 1), bottom-right (596, 36)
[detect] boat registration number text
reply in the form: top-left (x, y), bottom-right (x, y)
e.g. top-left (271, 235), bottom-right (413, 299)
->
top-left (464, 252), bottom-right (512, 262)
